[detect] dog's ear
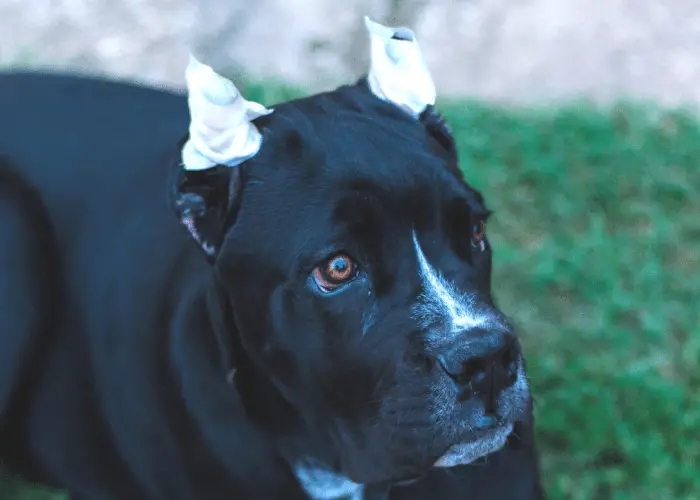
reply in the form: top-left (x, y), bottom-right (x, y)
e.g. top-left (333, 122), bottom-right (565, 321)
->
top-left (174, 162), bottom-right (245, 262)
top-left (419, 105), bottom-right (464, 181)
top-left (175, 55), bottom-right (273, 261)
top-left (363, 17), bottom-right (436, 119)
top-left (362, 18), bottom-right (463, 181)
top-left (181, 54), bottom-right (273, 171)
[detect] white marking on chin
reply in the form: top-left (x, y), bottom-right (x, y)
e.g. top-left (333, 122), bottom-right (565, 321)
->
top-left (294, 462), bottom-right (364, 500)
top-left (433, 422), bottom-right (513, 468)
top-left (412, 232), bottom-right (496, 346)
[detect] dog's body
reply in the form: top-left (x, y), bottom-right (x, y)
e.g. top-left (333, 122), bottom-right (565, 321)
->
top-left (0, 26), bottom-right (544, 499)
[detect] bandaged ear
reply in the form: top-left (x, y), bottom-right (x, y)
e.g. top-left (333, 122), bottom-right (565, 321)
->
top-left (181, 54), bottom-right (273, 171)
top-left (364, 16), bottom-right (437, 118)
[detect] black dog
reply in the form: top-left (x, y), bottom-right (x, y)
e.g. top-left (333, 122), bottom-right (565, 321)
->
top-left (0, 19), bottom-right (544, 500)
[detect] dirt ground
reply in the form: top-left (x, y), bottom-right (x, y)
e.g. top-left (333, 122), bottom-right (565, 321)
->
top-left (2, 0), bottom-right (700, 106)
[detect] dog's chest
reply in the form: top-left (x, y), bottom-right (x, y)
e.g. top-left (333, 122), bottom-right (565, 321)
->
top-left (294, 463), bottom-right (364, 500)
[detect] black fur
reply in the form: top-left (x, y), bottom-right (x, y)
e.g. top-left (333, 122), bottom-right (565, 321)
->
top-left (0, 70), bottom-right (543, 499)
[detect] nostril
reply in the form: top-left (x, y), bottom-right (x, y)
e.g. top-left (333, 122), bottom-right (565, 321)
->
top-left (436, 330), bottom-right (521, 393)
top-left (500, 337), bottom-right (520, 382)
top-left (437, 356), bottom-right (486, 386)
top-left (424, 355), bottom-right (435, 372)
top-left (436, 355), bottom-right (456, 379)
top-left (500, 336), bottom-right (518, 366)
top-left (469, 367), bottom-right (488, 387)
top-left (501, 347), bottom-right (512, 368)
top-left (507, 361), bottom-right (518, 383)
top-left (437, 355), bottom-right (490, 396)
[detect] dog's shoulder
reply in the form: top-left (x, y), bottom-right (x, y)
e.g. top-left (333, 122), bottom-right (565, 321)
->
top-left (0, 71), bottom-right (213, 371)
top-left (0, 70), bottom-right (193, 266)
top-left (0, 70), bottom-right (188, 190)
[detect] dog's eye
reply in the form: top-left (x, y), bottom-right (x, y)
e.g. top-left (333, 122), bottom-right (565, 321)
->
top-left (471, 220), bottom-right (486, 252)
top-left (312, 253), bottom-right (358, 293)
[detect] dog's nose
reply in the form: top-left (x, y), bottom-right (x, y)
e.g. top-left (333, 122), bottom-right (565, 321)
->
top-left (436, 328), bottom-right (519, 406)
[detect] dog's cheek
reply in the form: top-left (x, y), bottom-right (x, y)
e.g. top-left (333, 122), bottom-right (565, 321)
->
top-left (221, 253), bottom-right (286, 346)
top-left (320, 355), bottom-right (390, 420)
top-left (263, 346), bottom-right (298, 383)
top-left (260, 287), bottom-right (325, 394)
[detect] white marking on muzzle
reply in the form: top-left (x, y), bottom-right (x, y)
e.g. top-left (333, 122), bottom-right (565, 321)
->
top-left (412, 233), bottom-right (493, 346)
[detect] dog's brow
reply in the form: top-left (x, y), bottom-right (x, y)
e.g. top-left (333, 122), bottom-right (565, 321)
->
top-left (451, 186), bottom-right (492, 221)
top-left (340, 178), bottom-right (390, 198)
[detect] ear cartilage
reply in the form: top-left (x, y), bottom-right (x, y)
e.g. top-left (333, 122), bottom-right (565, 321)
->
top-left (364, 16), bottom-right (436, 118)
top-left (181, 54), bottom-right (273, 171)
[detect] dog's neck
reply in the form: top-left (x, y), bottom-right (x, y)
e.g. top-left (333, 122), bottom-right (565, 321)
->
top-left (210, 309), bottom-right (366, 499)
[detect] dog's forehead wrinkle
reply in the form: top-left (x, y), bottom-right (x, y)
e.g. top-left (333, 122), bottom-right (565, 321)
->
top-left (268, 87), bottom-right (425, 149)
top-left (265, 98), bottom-right (451, 175)
top-left (258, 113), bottom-right (470, 221)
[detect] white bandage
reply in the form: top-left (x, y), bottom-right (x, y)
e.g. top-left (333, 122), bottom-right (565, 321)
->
top-left (181, 54), bottom-right (273, 171)
top-left (364, 16), bottom-right (436, 118)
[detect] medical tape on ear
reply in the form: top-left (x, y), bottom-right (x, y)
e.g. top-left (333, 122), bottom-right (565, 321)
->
top-left (181, 54), bottom-right (273, 171)
top-left (364, 16), bottom-right (437, 118)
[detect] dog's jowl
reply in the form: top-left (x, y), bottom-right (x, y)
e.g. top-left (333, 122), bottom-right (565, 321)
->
top-left (0, 17), bottom-right (544, 500)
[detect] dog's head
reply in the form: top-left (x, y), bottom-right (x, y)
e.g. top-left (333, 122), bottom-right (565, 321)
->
top-left (176, 18), bottom-right (531, 485)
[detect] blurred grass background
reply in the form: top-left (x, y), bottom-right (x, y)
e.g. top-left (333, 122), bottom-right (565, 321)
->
top-left (1, 81), bottom-right (698, 500)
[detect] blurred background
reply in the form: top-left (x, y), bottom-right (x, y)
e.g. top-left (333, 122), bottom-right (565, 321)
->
top-left (4, 0), bottom-right (700, 105)
top-left (0, 1), bottom-right (698, 499)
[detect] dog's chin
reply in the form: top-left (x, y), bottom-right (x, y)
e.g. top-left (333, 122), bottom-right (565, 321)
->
top-left (433, 422), bottom-right (513, 468)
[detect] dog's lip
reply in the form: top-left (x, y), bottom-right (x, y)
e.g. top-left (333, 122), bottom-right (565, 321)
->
top-left (393, 474), bottom-right (424, 487)
top-left (433, 422), bottom-right (513, 468)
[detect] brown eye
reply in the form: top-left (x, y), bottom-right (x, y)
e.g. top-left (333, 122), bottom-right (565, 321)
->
top-left (471, 220), bottom-right (486, 251)
top-left (312, 253), bottom-right (358, 292)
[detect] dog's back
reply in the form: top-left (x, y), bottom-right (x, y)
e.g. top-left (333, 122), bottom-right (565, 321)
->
top-left (0, 71), bottom-right (189, 235)
top-left (0, 72), bottom-right (201, 491)
top-left (0, 71), bottom-right (190, 400)
top-left (0, 156), bottom-right (60, 447)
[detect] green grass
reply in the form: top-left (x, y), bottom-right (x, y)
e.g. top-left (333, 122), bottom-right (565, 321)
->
top-left (2, 83), bottom-right (699, 500)
top-left (436, 99), bottom-right (700, 500)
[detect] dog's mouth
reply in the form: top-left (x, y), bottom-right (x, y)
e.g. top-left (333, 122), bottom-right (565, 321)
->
top-left (393, 475), bottom-right (424, 487)
top-left (433, 422), bottom-right (513, 468)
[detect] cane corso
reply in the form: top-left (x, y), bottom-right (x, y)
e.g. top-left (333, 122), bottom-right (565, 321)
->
top-left (0, 17), bottom-right (544, 500)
